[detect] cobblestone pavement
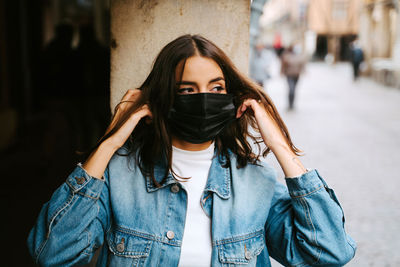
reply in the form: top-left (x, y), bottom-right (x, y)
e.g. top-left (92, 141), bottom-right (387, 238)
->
top-left (262, 61), bottom-right (400, 267)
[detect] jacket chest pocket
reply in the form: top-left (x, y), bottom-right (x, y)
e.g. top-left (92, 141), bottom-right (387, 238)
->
top-left (217, 231), bottom-right (265, 266)
top-left (107, 228), bottom-right (153, 267)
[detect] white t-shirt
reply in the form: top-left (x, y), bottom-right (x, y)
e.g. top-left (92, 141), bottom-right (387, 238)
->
top-left (172, 142), bottom-right (214, 267)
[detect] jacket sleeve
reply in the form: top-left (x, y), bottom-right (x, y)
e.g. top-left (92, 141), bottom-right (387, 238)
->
top-left (264, 169), bottom-right (356, 266)
top-left (27, 163), bottom-right (111, 266)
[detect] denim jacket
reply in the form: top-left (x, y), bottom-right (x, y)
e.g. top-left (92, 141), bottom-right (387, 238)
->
top-left (27, 149), bottom-right (356, 266)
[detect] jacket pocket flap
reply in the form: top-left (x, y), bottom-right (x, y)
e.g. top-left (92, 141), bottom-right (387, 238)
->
top-left (107, 229), bottom-right (152, 258)
top-left (218, 231), bottom-right (265, 264)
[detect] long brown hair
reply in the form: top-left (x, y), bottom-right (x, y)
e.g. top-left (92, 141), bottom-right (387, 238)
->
top-left (99, 34), bottom-right (301, 187)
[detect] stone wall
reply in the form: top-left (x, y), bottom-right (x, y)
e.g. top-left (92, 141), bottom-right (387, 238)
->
top-left (110, 0), bottom-right (250, 109)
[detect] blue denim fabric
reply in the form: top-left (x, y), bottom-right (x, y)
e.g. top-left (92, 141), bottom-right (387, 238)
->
top-left (27, 149), bottom-right (356, 266)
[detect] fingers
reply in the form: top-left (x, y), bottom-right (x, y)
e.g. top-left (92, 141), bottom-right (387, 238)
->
top-left (236, 99), bottom-right (261, 118)
top-left (115, 89), bottom-right (142, 114)
top-left (104, 99), bottom-right (152, 147)
top-left (121, 88), bottom-right (141, 102)
top-left (139, 104), bottom-right (153, 118)
top-left (112, 100), bottom-right (152, 129)
top-left (129, 104), bottom-right (153, 123)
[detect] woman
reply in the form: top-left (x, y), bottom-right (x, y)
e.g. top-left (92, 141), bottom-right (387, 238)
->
top-left (27, 35), bottom-right (356, 266)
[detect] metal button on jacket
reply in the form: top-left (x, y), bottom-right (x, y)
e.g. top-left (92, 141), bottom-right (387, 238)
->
top-left (75, 177), bottom-right (85, 185)
top-left (116, 238), bottom-right (125, 252)
top-left (170, 184), bottom-right (180, 193)
top-left (166, 230), bottom-right (175, 240)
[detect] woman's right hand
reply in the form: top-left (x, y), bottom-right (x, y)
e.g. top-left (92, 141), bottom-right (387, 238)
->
top-left (104, 89), bottom-right (152, 150)
top-left (82, 89), bottom-right (152, 179)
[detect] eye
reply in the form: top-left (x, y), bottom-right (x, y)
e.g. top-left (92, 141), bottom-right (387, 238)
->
top-left (210, 86), bottom-right (226, 93)
top-left (177, 87), bottom-right (195, 95)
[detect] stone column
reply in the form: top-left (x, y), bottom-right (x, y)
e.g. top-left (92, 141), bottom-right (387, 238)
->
top-left (372, 2), bottom-right (392, 57)
top-left (358, 6), bottom-right (373, 62)
top-left (392, 4), bottom-right (400, 64)
top-left (110, 0), bottom-right (250, 109)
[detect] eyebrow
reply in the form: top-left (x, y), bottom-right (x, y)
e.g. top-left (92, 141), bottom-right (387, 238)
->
top-left (176, 77), bottom-right (225, 85)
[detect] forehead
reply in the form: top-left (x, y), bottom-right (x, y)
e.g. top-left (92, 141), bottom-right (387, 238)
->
top-left (175, 56), bottom-right (224, 81)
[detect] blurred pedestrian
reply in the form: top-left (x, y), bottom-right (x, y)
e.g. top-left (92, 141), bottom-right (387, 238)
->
top-left (273, 33), bottom-right (284, 57)
top-left (75, 24), bottom-right (110, 151)
top-left (40, 23), bottom-right (78, 161)
top-left (41, 23), bottom-right (76, 100)
top-left (350, 39), bottom-right (364, 80)
top-left (250, 43), bottom-right (271, 87)
top-left (280, 45), bottom-right (306, 110)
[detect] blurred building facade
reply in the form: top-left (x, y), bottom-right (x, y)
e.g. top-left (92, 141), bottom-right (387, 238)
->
top-left (359, 0), bottom-right (400, 87)
top-left (359, 0), bottom-right (397, 59)
top-left (259, 0), bottom-right (400, 88)
top-left (308, 0), bottom-right (362, 61)
top-left (259, 0), bottom-right (362, 61)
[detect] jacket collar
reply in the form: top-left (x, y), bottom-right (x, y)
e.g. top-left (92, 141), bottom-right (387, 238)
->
top-left (203, 152), bottom-right (231, 199)
top-left (146, 159), bottom-right (176, 192)
top-left (145, 149), bottom-right (231, 200)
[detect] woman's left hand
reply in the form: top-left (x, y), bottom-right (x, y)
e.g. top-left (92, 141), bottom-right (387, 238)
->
top-left (236, 99), bottom-right (307, 178)
top-left (236, 99), bottom-right (286, 150)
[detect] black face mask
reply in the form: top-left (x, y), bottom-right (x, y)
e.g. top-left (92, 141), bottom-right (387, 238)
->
top-left (168, 93), bottom-right (236, 144)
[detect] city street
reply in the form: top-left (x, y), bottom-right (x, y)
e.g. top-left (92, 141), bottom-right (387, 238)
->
top-left (263, 60), bottom-right (400, 266)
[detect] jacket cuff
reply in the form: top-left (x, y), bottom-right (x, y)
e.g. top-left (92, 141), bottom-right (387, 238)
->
top-left (66, 163), bottom-right (105, 199)
top-left (285, 169), bottom-right (325, 198)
